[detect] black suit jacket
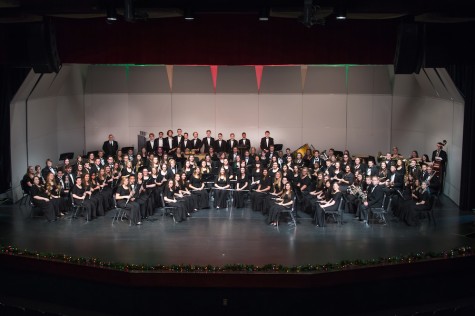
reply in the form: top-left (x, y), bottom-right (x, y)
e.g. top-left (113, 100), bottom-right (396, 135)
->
top-left (173, 136), bottom-right (184, 151)
top-left (368, 185), bottom-right (385, 208)
top-left (260, 137), bottom-right (274, 151)
top-left (191, 138), bottom-right (202, 153)
top-left (238, 139), bottom-right (251, 151)
top-left (432, 149), bottom-right (448, 167)
top-left (182, 139), bottom-right (192, 151)
top-left (102, 140), bottom-right (119, 157)
top-left (90, 164), bottom-right (101, 175)
top-left (163, 137), bottom-right (174, 153)
top-left (202, 137), bottom-right (215, 153)
top-left (214, 139), bottom-right (227, 153)
top-left (227, 139), bottom-right (238, 154)
top-left (145, 140), bottom-right (157, 154)
top-left (41, 166), bottom-right (57, 180)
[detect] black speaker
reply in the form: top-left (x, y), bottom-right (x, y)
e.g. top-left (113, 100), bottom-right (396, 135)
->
top-left (393, 22), bottom-right (424, 74)
top-left (25, 20), bottom-right (61, 73)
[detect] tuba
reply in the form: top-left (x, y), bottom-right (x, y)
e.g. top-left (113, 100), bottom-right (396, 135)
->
top-left (292, 144), bottom-right (309, 159)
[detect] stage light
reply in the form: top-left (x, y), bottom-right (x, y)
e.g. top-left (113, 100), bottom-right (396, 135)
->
top-left (106, 0), bottom-right (117, 21)
top-left (184, 7), bottom-right (194, 20)
top-left (259, 7), bottom-right (270, 21)
top-left (335, 6), bottom-right (347, 20)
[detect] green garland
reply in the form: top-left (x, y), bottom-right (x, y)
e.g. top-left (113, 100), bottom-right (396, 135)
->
top-left (1, 244), bottom-right (473, 273)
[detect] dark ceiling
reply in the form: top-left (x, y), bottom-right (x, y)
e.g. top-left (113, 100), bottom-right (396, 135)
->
top-left (1, 0), bottom-right (475, 67)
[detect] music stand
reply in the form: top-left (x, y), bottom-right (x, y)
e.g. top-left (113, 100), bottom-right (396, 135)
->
top-left (274, 144), bottom-right (283, 151)
top-left (59, 152), bottom-right (74, 161)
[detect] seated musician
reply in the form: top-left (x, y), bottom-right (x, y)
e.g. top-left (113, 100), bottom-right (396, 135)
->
top-left (251, 168), bottom-right (271, 212)
top-left (313, 181), bottom-right (342, 227)
top-left (266, 181), bottom-right (294, 226)
top-left (356, 176), bottom-right (385, 224)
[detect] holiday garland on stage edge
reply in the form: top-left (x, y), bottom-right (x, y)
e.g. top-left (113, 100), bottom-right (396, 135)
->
top-left (1, 244), bottom-right (473, 273)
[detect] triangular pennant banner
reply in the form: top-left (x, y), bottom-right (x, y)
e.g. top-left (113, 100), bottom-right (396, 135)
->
top-left (210, 65), bottom-right (218, 92)
top-left (166, 65), bottom-right (173, 92)
top-left (255, 65), bottom-right (263, 92)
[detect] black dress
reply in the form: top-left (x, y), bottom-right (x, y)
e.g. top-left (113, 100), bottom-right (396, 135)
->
top-left (314, 191), bottom-right (342, 226)
top-left (267, 191), bottom-right (294, 224)
top-left (404, 190), bottom-right (431, 226)
top-left (214, 176), bottom-right (229, 208)
top-left (30, 185), bottom-right (56, 221)
top-left (234, 175), bottom-right (249, 208)
top-left (190, 176), bottom-right (209, 209)
top-left (163, 187), bottom-right (188, 222)
top-left (251, 176), bottom-right (271, 212)
top-left (116, 185), bottom-right (141, 225)
top-left (262, 182), bottom-right (283, 215)
top-left (72, 184), bottom-right (96, 220)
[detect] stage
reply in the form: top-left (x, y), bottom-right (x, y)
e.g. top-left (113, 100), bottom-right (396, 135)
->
top-left (1, 196), bottom-right (475, 315)
top-left (1, 195), bottom-right (474, 268)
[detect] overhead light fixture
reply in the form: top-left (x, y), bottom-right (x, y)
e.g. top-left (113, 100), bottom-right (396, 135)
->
top-left (184, 7), bottom-right (194, 20)
top-left (106, 0), bottom-right (117, 21)
top-left (335, 6), bottom-right (347, 20)
top-left (259, 7), bottom-right (270, 21)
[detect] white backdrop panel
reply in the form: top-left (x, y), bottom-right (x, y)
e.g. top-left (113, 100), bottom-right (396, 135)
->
top-left (258, 94), bottom-right (302, 128)
top-left (171, 94), bottom-right (216, 133)
top-left (27, 96), bottom-right (58, 164)
top-left (302, 94), bottom-right (347, 150)
top-left (128, 94), bottom-right (172, 127)
top-left (84, 93), bottom-right (129, 151)
top-left (346, 94), bottom-right (391, 155)
top-left (215, 94), bottom-right (259, 139)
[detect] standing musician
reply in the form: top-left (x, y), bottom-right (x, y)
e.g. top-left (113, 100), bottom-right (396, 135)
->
top-left (103, 134), bottom-right (119, 158)
top-left (156, 131), bottom-right (165, 150)
top-left (202, 130), bottom-right (215, 154)
top-left (238, 132), bottom-right (251, 152)
top-left (227, 133), bottom-right (238, 155)
top-left (182, 132), bottom-right (192, 151)
top-left (173, 128), bottom-right (184, 151)
top-left (163, 130), bottom-right (174, 153)
top-left (191, 132), bottom-right (202, 153)
top-left (260, 131), bottom-right (274, 153)
top-left (146, 132), bottom-right (157, 155)
top-left (214, 133), bottom-right (227, 154)
top-left (432, 141), bottom-right (448, 189)
top-left (115, 176), bottom-right (142, 225)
